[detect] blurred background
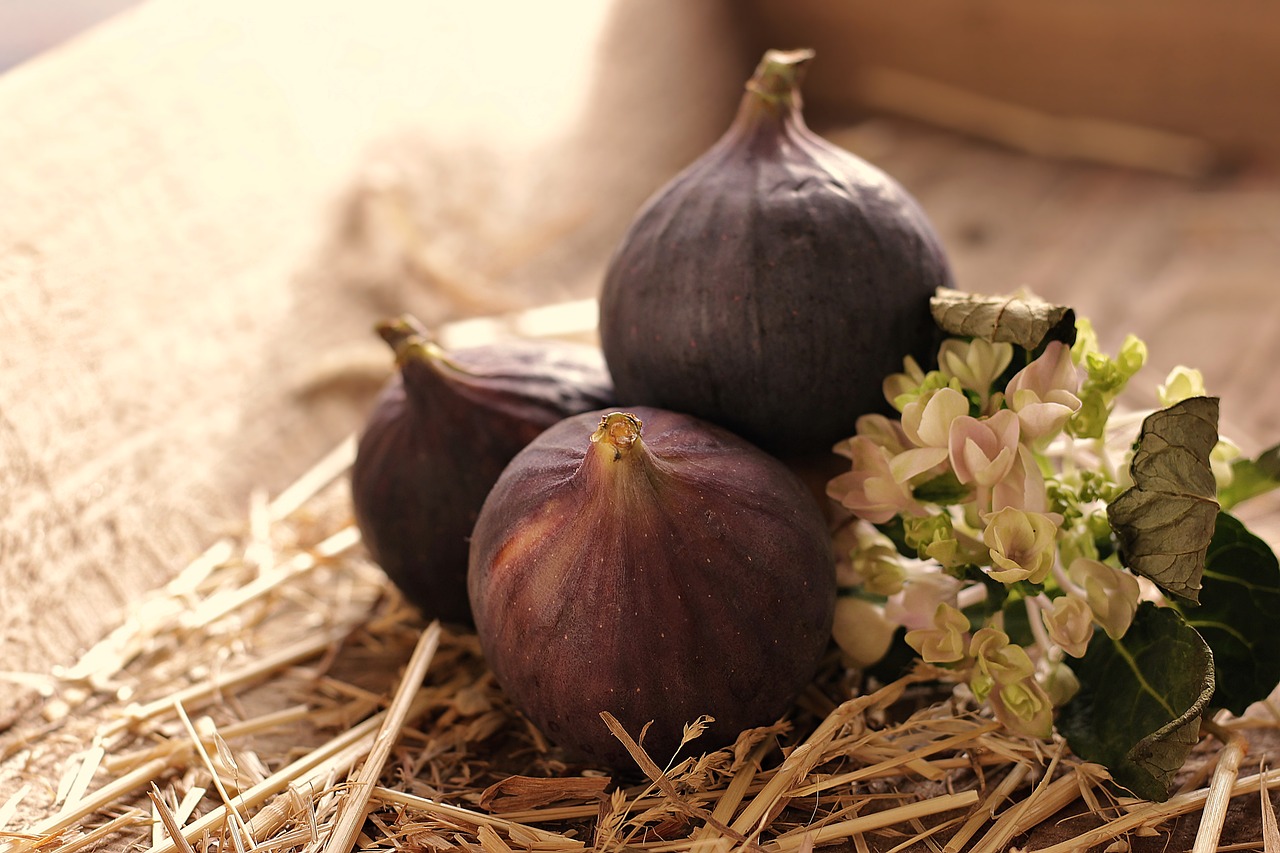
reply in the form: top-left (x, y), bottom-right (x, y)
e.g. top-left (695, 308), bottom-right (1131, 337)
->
top-left (0, 0), bottom-right (141, 70)
top-left (2, 0), bottom-right (1278, 680)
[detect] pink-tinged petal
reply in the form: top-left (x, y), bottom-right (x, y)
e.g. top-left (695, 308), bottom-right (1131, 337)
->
top-left (1012, 397), bottom-right (1078, 443)
top-left (889, 446), bottom-right (951, 484)
top-left (902, 386), bottom-right (970, 448)
top-left (991, 446), bottom-right (1050, 513)
top-left (885, 572), bottom-right (962, 631)
top-left (855, 413), bottom-right (912, 454)
top-left (826, 437), bottom-right (922, 524)
top-left (949, 410), bottom-right (1020, 486)
top-left (1007, 341), bottom-right (1081, 399)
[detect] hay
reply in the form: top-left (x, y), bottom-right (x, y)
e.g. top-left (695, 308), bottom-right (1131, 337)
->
top-left (1, 422), bottom-right (1277, 853)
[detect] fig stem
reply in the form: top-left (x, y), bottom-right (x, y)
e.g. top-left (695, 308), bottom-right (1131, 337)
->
top-left (375, 315), bottom-right (460, 371)
top-left (590, 412), bottom-right (644, 462)
top-left (745, 48), bottom-right (814, 110)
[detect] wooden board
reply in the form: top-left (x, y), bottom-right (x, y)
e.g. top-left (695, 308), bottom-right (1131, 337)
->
top-left (747, 0), bottom-right (1280, 163)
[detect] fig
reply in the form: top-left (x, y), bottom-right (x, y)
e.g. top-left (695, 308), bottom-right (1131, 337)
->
top-left (468, 408), bottom-right (836, 769)
top-left (351, 317), bottom-right (615, 626)
top-left (599, 48), bottom-right (952, 455)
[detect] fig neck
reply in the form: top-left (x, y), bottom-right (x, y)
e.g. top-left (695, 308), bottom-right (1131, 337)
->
top-left (377, 316), bottom-right (492, 409)
top-left (580, 412), bottom-right (674, 507)
top-left (735, 47), bottom-right (814, 130)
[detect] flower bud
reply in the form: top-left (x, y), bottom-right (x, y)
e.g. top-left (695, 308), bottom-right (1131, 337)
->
top-left (831, 597), bottom-right (897, 668)
top-left (1043, 660), bottom-right (1081, 706)
top-left (1040, 595), bottom-right (1094, 658)
top-left (883, 355), bottom-right (927, 412)
top-left (903, 513), bottom-right (962, 568)
top-left (1157, 365), bottom-right (1206, 408)
top-left (1211, 437), bottom-right (1241, 490)
top-left (1117, 334), bottom-right (1148, 379)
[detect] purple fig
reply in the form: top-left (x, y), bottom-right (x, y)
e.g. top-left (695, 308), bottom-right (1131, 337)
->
top-left (468, 408), bottom-right (836, 769)
top-left (351, 317), bottom-right (615, 626)
top-left (599, 48), bottom-right (951, 455)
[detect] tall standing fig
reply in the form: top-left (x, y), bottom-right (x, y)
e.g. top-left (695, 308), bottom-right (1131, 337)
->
top-left (599, 48), bottom-right (952, 455)
top-left (351, 317), bottom-right (615, 626)
top-left (468, 407), bottom-right (836, 770)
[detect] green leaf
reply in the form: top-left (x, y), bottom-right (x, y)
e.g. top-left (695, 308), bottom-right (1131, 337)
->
top-left (1219, 442), bottom-right (1280, 510)
top-left (1107, 396), bottom-right (1220, 604)
top-left (1173, 512), bottom-right (1280, 715)
top-left (929, 287), bottom-right (1076, 350)
top-left (1058, 602), bottom-right (1214, 801)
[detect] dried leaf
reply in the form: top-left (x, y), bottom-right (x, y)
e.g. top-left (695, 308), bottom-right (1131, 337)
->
top-left (929, 288), bottom-right (1076, 350)
top-left (1107, 396), bottom-right (1220, 603)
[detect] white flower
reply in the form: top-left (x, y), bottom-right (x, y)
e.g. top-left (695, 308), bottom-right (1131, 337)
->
top-left (904, 602), bottom-right (969, 663)
top-left (982, 507), bottom-right (1059, 584)
top-left (884, 571), bottom-right (963, 631)
top-left (1068, 558), bottom-right (1141, 639)
top-left (1041, 595), bottom-right (1094, 658)
top-left (937, 338), bottom-right (1013, 407)
top-left (828, 437), bottom-right (924, 524)
top-left (894, 386), bottom-right (969, 482)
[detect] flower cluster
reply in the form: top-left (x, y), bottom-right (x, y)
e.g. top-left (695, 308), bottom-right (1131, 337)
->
top-left (826, 324), bottom-right (1212, 737)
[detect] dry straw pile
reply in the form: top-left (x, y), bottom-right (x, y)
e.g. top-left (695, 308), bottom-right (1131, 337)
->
top-left (1, 436), bottom-right (1277, 853)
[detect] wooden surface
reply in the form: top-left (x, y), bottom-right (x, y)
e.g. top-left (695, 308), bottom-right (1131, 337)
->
top-left (0, 0), bottom-right (750, 687)
top-left (749, 0), bottom-right (1280, 164)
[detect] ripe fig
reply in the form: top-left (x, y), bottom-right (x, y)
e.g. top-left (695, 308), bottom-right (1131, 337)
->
top-left (351, 317), bottom-right (615, 626)
top-left (599, 48), bottom-right (952, 455)
top-left (468, 408), bottom-right (836, 769)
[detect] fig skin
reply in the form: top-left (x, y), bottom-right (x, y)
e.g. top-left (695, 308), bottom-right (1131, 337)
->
top-left (351, 317), bottom-right (616, 626)
top-left (598, 48), bottom-right (951, 455)
top-left (468, 407), bottom-right (836, 770)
